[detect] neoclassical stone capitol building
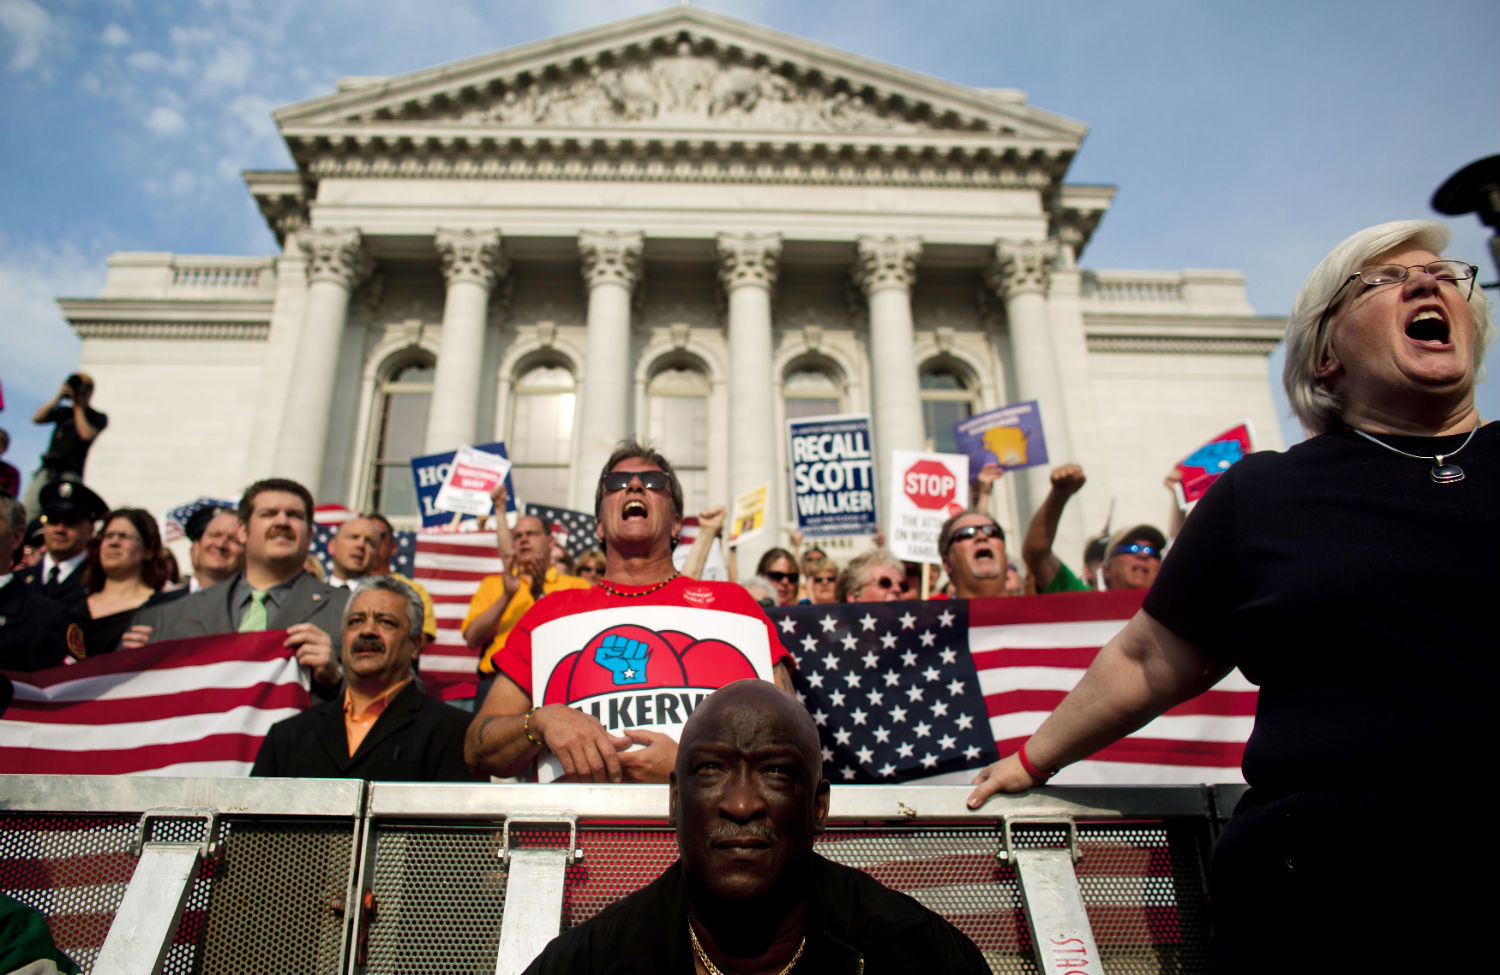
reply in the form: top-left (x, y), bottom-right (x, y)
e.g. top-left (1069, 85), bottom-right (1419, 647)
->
top-left (61, 8), bottom-right (1284, 566)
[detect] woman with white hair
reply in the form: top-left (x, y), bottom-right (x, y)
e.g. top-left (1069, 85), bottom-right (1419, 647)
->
top-left (967, 220), bottom-right (1494, 971)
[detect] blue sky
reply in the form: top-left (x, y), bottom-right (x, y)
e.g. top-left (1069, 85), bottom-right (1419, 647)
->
top-left (2, 0), bottom-right (1496, 483)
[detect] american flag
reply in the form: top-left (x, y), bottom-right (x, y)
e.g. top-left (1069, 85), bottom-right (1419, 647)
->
top-left (772, 591), bottom-right (1255, 785)
top-left (0, 632), bottom-right (308, 776)
top-left (523, 503), bottom-right (597, 558)
top-left (160, 496), bottom-right (238, 543)
top-left (310, 505), bottom-right (418, 580)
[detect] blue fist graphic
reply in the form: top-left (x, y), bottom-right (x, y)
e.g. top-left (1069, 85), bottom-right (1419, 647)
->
top-left (1182, 440), bottom-right (1243, 473)
top-left (595, 633), bottom-right (651, 686)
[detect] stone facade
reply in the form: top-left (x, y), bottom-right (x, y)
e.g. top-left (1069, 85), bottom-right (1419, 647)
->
top-left (58, 9), bottom-right (1284, 570)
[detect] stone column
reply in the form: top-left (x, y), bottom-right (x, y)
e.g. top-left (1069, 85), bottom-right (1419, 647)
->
top-left (718, 232), bottom-right (782, 560)
top-left (986, 237), bottom-right (1075, 518)
top-left (853, 235), bottom-right (924, 512)
top-left (275, 227), bottom-right (370, 493)
top-left (573, 230), bottom-right (643, 507)
top-left (425, 228), bottom-right (506, 453)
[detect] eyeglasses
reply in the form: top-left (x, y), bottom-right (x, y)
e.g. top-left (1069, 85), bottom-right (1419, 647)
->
top-left (861, 575), bottom-right (899, 591)
top-left (1112, 543), bottom-right (1162, 560)
top-left (764, 570), bottom-right (798, 584)
top-left (601, 470), bottom-right (671, 493)
top-left (949, 523), bottom-right (1003, 546)
top-left (1316, 260), bottom-right (1477, 337)
top-left (756, 597), bottom-right (776, 608)
top-left (810, 575), bottom-right (836, 584)
top-left (101, 531), bottom-right (143, 544)
top-left (577, 565), bottom-right (603, 576)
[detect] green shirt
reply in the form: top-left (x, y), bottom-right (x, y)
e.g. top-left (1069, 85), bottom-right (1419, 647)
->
top-left (1041, 561), bottom-right (1092, 594)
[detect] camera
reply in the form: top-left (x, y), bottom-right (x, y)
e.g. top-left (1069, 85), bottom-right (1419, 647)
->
top-left (65, 373), bottom-right (92, 398)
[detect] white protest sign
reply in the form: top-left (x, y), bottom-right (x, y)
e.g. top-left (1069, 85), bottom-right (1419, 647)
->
top-left (529, 604), bottom-right (774, 782)
top-left (887, 450), bottom-right (969, 564)
top-left (433, 445), bottom-right (513, 517)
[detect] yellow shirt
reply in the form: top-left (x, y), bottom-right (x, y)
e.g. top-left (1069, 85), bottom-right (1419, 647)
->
top-left (389, 572), bottom-right (437, 639)
top-left (462, 566), bottom-right (590, 674)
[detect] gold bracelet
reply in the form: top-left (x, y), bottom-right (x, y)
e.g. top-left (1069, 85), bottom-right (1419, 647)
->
top-left (522, 707), bottom-right (543, 746)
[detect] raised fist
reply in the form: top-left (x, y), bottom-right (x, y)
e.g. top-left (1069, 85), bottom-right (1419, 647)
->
top-left (595, 633), bottom-right (651, 686)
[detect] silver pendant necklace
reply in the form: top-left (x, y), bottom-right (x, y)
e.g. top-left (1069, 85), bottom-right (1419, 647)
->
top-left (1351, 421), bottom-right (1480, 483)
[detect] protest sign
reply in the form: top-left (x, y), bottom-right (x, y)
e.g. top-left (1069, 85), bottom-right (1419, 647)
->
top-left (434, 445), bottom-right (513, 516)
top-left (409, 441), bottom-right (517, 529)
top-left (529, 604), bottom-right (774, 782)
top-left (1172, 421), bottom-right (1256, 508)
top-left (786, 413), bottom-right (878, 537)
top-left (887, 450), bottom-right (968, 564)
top-left (727, 483), bottom-right (768, 547)
top-left (952, 400), bottom-right (1049, 474)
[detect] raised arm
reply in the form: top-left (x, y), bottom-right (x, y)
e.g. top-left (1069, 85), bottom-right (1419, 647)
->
top-left (681, 506), bottom-right (725, 580)
top-left (971, 462), bottom-right (1003, 513)
top-left (490, 482), bottom-right (515, 562)
top-left (1021, 464), bottom-right (1086, 591)
top-left (32, 384), bottom-right (66, 424)
top-left (967, 610), bottom-right (1230, 806)
top-left (1163, 469), bottom-right (1187, 541)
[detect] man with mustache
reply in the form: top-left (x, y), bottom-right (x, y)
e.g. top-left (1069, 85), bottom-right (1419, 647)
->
top-left (522, 679), bottom-right (988, 974)
top-left (466, 441), bottom-right (793, 782)
top-left (938, 510), bottom-right (1011, 599)
top-left (250, 576), bottom-right (478, 780)
top-left (126, 478), bottom-right (348, 696)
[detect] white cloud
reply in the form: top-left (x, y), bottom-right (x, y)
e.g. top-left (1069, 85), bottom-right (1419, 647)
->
top-left (126, 48), bottom-right (167, 72)
top-left (203, 43), bottom-right (252, 87)
top-left (168, 169), bottom-right (198, 196)
top-left (0, 0), bottom-right (51, 73)
top-left (101, 23), bottom-right (129, 46)
top-left (144, 105), bottom-right (187, 135)
top-left (78, 72), bottom-right (101, 93)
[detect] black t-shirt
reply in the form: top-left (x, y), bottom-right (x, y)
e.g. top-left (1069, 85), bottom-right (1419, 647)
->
top-left (1143, 423), bottom-right (1498, 799)
top-left (42, 404), bottom-right (108, 474)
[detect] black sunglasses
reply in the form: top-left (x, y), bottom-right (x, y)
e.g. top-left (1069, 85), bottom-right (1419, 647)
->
top-left (764, 570), bottom-right (798, 584)
top-left (1113, 543), bottom-right (1162, 560)
top-left (601, 471), bottom-right (671, 493)
top-left (862, 575), bottom-right (899, 591)
top-left (950, 524), bottom-right (1003, 545)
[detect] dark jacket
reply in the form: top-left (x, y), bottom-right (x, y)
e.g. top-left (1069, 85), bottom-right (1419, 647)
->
top-left (0, 577), bottom-right (70, 671)
top-left (133, 569), bottom-right (347, 646)
top-left (250, 680), bottom-right (479, 781)
top-left (523, 854), bottom-right (990, 975)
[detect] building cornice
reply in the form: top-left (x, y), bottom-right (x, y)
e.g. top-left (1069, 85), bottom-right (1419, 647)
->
top-left (69, 321), bottom-right (270, 341)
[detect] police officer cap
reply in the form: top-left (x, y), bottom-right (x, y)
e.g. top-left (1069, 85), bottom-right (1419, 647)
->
top-left (39, 478), bottom-right (108, 525)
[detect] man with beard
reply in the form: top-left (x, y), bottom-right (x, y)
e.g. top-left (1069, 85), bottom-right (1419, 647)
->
top-left (251, 576), bottom-right (477, 780)
top-left (938, 511), bottom-right (1010, 599)
top-left (522, 680), bottom-right (988, 974)
top-left (126, 478), bottom-right (346, 696)
top-left (465, 441), bottom-right (793, 782)
top-left (183, 506), bottom-right (243, 593)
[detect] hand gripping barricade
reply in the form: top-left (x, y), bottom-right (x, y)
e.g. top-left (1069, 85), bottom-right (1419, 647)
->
top-left (0, 775), bottom-right (1242, 974)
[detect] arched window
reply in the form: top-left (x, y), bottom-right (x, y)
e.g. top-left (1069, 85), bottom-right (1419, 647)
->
top-left (919, 365), bottom-right (976, 454)
top-left (368, 357), bottom-right (435, 517)
top-left (647, 364), bottom-right (709, 514)
top-left (509, 362), bottom-right (576, 507)
top-left (782, 364), bottom-right (843, 421)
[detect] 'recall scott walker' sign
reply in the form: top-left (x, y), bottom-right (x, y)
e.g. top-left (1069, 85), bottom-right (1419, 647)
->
top-left (786, 413), bottom-right (878, 538)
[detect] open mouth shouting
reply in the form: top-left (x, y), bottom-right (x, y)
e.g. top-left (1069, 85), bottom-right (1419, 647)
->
top-left (1405, 307), bottom-right (1452, 349)
top-left (621, 498), bottom-right (650, 520)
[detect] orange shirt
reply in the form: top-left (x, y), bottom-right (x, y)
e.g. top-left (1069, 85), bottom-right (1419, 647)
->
top-left (342, 678), bottom-right (413, 756)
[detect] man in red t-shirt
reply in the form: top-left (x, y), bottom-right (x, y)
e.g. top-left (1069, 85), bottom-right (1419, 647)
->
top-left (464, 440), bottom-right (793, 782)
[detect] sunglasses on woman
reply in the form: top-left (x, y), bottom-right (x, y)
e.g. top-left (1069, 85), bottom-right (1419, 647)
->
top-left (601, 471), bottom-right (671, 493)
top-left (577, 565), bottom-right (603, 576)
top-left (861, 575), bottom-right (899, 591)
top-left (810, 574), bottom-right (836, 584)
top-left (764, 570), bottom-right (798, 584)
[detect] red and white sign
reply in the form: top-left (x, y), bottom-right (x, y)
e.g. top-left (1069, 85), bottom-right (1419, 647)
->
top-left (888, 450), bottom-right (968, 564)
top-left (529, 606), bottom-right (774, 782)
top-left (433, 445), bottom-right (512, 517)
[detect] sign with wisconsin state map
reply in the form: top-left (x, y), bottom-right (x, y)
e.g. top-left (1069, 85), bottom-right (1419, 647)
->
top-left (529, 605), bottom-right (775, 781)
top-left (952, 400), bottom-right (1049, 474)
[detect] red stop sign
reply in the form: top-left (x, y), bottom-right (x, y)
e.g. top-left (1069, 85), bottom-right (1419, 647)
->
top-left (903, 459), bottom-right (958, 510)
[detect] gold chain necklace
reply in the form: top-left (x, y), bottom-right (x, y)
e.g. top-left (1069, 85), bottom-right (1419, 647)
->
top-left (596, 572), bottom-right (679, 598)
top-left (689, 920), bottom-right (805, 975)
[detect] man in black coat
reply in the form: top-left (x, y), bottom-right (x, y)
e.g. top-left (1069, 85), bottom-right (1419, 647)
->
top-left (251, 576), bottom-right (478, 781)
top-left (21, 479), bottom-right (107, 605)
top-left (523, 679), bottom-right (989, 974)
top-left (0, 493), bottom-right (70, 671)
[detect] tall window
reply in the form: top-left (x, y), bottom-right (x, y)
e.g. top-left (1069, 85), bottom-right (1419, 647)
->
top-left (369, 358), bottom-right (434, 518)
top-left (782, 365), bottom-right (843, 421)
top-left (647, 364), bottom-right (709, 513)
top-left (509, 362), bottom-right (576, 507)
top-left (920, 365), bottom-right (976, 454)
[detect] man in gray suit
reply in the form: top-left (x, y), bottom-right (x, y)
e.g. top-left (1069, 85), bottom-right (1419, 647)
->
top-left (125, 477), bottom-right (346, 696)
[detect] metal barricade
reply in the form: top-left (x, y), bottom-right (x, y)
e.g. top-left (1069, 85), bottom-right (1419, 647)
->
top-left (0, 775), bottom-right (364, 975)
top-left (354, 783), bottom-right (1218, 975)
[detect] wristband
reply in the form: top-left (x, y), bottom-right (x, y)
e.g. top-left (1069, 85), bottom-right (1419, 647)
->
top-left (522, 707), bottom-right (543, 746)
top-left (1017, 741), bottom-right (1054, 784)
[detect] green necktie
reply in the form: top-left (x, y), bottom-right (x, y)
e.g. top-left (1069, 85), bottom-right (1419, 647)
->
top-left (239, 590), bottom-right (269, 633)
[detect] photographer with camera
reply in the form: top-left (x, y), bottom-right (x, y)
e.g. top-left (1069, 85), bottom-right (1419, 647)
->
top-left (24, 374), bottom-right (108, 521)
